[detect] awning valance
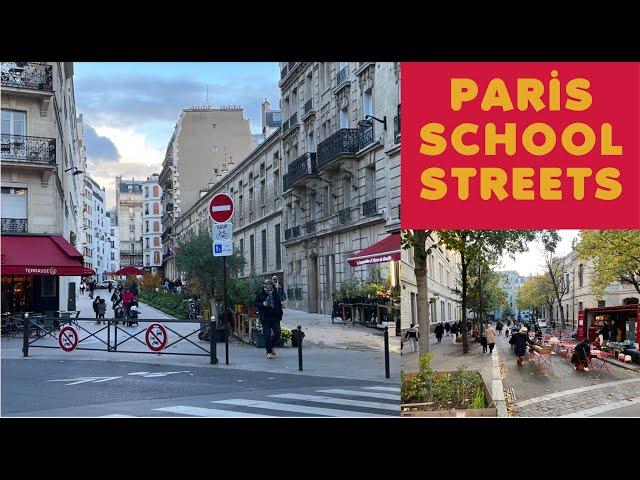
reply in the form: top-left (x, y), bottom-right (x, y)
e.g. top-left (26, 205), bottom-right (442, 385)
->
top-left (347, 232), bottom-right (401, 267)
top-left (1, 235), bottom-right (92, 276)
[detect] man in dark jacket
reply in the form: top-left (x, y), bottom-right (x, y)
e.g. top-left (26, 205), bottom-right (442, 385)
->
top-left (510, 327), bottom-right (534, 366)
top-left (434, 323), bottom-right (444, 343)
top-left (255, 279), bottom-right (284, 359)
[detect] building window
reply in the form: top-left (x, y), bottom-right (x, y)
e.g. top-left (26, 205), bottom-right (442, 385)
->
top-left (597, 300), bottom-right (606, 307)
top-left (274, 224), bottom-right (281, 270)
top-left (153, 185), bottom-right (159, 197)
top-left (1, 109), bottom-right (26, 136)
top-left (40, 276), bottom-right (57, 297)
top-left (145, 220), bottom-right (149, 232)
top-left (578, 264), bottom-right (584, 287)
top-left (154, 251), bottom-right (160, 264)
top-left (1, 187), bottom-right (28, 226)
top-left (249, 235), bottom-right (255, 272)
top-left (240, 238), bottom-right (244, 256)
top-left (146, 238), bottom-right (150, 249)
top-left (362, 88), bottom-right (373, 119)
top-left (153, 202), bottom-right (159, 215)
top-left (145, 186), bottom-right (149, 198)
top-left (130, 244), bottom-right (135, 254)
top-left (261, 229), bottom-right (267, 272)
top-left (154, 237), bottom-right (160, 247)
top-left (154, 221), bottom-right (159, 232)
top-left (145, 254), bottom-right (150, 266)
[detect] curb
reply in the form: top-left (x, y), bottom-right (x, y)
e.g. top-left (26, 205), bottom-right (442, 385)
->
top-left (491, 348), bottom-right (509, 417)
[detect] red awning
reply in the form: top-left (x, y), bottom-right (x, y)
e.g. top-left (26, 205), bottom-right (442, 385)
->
top-left (347, 232), bottom-right (401, 267)
top-left (113, 266), bottom-right (144, 276)
top-left (1, 235), bottom-right (91, 276)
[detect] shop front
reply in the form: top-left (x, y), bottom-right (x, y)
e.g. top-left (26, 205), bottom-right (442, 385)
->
top-left (578, 305), bottom-right (640, 344)
top-left (1, 234), bottom-right (93, 316)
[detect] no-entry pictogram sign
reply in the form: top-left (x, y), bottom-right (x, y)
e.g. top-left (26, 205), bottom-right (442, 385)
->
top-left (145, 323), bottom-right (168, 352)
top-left (58, 326), bottom-right (79, 352)
top-left (209, 193), bottom-right (234, 223)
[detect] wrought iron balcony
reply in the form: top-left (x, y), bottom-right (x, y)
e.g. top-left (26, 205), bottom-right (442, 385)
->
top-left (162, 250), bottom-right (173, 261)
top-left (305, 220), bottom-right (316, 234)
top-left (282, 112), bottom-right (298, 134)
top-left (359, 124), bottom-right (374, 150)
top-left (336, 66), bottom-right (349, 88)
top-left (394, 104), bottom-right (401, 144)
top-left (1, 63), bottom-right (53, 91)
top-left (1, 218), bottom-right (27, 233)
top-left (1, 134), bottom-right (56, 164)
top-left (283, 153), bottom-right (317, 191)
top-left (338, 207), bottom-right (351, 225)
top-left (303, 99), bottom-right (313, 116)
top-left (284, 226), bottom-right (301, 240)
top-left (161, 226), bottom-right (173, 240)
top-left (362, 199), bottom-right (378, 217)
top-left (317, 128), bottom-right (360, 169)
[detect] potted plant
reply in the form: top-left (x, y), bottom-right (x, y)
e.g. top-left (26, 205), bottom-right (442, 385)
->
top-left (280, 327), bottom-right (291, 347)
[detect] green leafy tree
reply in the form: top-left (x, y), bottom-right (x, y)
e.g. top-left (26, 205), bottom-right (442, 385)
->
top-left (175, 230), bottom-right (246, 316)
top-left (542, 252), bottom-right (570, 327)
top-left (464, 262), bottom-right (507, 326)
top-left (435, 230), bottom-right (558, 353)
top-left (574, 230), bottom-right (640, 297)
top-left (516, 274), bottom-right (554, 320)
top-left (402, 230), bottom-right (434, 354)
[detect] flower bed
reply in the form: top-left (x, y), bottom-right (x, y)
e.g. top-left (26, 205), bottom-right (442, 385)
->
top-left (401, 354), bottom-right (496, 417)
top-left (138, 291), bottom-right (189, 318)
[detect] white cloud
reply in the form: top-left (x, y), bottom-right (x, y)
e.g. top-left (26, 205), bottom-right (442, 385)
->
top-left (499, 230), bottom-right (580, 276)
top-left (93, 126), bottom-right (165, 167)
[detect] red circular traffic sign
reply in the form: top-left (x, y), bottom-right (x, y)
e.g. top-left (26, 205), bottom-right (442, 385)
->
top-left (209, 193), bottom-right (234, 223)
top-left (145, 323), bottom-right (168, 352)
top-left (58, 326), bottom-right (78, 352)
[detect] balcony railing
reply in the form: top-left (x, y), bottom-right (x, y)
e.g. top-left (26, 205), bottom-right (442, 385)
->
top-left (338, 207), bottom-right (351, 225)
top-left (284, 226), bottom-right (301, 240)
top-left (359, 124), bottom-right (374, 149)
top-left (305, 220), bottom-right (316, 234)
top-left (162, 250), bottom-right (173, 261)
top-left (280, 62), bottom-right (298, 79)
top-left (283, 153), bottom-right (317, 191)
top-left (362, 199), bottom-right (378, 217)
top-left (1, 134), bottom-right (56, 164)
top-left (282, 112), bottom-right (298, 134)
top-left (1, 63), bottom-right (53, 91)
top-left (1, 218), bottom-right (27, 233)
top-left (317, 128), bottom-right (360, 169)
top-left (394, 104), bottom-right (401, 144)
top-left (336, 66), bottom-right (349, 88)
top-left (303, 99), bottom-right (313, 116)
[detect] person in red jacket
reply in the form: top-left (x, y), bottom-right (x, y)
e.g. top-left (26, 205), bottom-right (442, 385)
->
top-left (122, 288), bottom-right (135, 320)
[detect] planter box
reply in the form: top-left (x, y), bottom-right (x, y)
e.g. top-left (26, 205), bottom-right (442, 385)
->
top-left (247, 307), bottom-right (258, 316)
top-left (401, 370), bottom-right (497, 417)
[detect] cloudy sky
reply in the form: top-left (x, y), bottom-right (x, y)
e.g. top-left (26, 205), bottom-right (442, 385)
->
top-left (75, 62), bottom-right (280, 207)
top-left (498, 230), bottom-right (580, 276)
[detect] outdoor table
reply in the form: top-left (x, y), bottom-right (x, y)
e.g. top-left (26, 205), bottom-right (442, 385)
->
top-left (234, 312), bottom-right (257, 345)
top-left (530, 345), bottom-right (555, 372)
top-left (589, 350), bottom-right (612, 373)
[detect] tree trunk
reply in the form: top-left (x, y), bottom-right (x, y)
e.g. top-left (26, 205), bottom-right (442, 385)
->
top-left (461, 251), bottom-right (469, 354)
top-left (413, 230), bottom-right (431, 354)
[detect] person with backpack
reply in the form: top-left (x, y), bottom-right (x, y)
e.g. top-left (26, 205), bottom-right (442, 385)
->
top-left (255, 279), bottom-right (284, 359)
top-left (97, 298), bottom-right (107, 324)
top-left (93, 296), bottom-right (101, 324)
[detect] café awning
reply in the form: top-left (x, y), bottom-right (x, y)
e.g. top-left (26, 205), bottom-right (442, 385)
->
top-left (347, 232), bottom-right (401, 267)
top-left (1, 234), bottom-right (94, 276)
top-left (112, 266), bottom-right (144, 276)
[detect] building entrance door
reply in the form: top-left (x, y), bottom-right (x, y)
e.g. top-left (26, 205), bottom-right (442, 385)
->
top-left (308, 255), bottom-right (318, 313)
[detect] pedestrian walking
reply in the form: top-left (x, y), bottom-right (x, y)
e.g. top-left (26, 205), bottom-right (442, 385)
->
top-left (510, 327), bottom-right (534, 366)
top-left (93, 296), bottom-right (101, 323)
top-left (434, 323), bottom-right (444, 343)
top-left (80, 283), bottom-right (85, 296)
top-left (122, 288), bottom-right (135, 321)
top-left (97, 299), bottom-right (106, 324)
top-left (254, 279), bottom-right (284, 359)
top-left (89, 280), bottom-right (95, 299)
top-left (444, 321), bottom-right (451, 336)
top-left (486, 323), bottom-right (497, 353)
top-left (450, 321), bottom-right (459, 343)
top-left (480, 328), bottom-right (488, 353)
top-left (108, 282), bottom-right (112, 294)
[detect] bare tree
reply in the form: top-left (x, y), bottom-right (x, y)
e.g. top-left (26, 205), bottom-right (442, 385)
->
top-left (542, 249), bottom-right (570, 328)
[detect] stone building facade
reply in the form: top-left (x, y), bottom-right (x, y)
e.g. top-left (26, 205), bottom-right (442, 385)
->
top-left (278, 62), bottom-right (401, 314)
top-left (82, 175), bottom-right (110, 281)
top-left (1, 61), bottom-right (85, 310)
top-left (116, 176), bottom-right (144, 268)
top-left (171, 131), bottom-right (284, 284)
top-left (142, 174), bottom-right (162, 273)
top-left (400, 232), bottom-right (462, 330)
top-left (108, 207), bottom-right (120, 273)
top-left (159, 107), bottom-right (254, 280)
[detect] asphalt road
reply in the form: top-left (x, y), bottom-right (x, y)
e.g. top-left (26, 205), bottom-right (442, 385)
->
top-left (1, 358), bottom-right (399, 417)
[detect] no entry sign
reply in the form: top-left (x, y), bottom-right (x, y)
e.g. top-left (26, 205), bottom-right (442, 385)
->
top-left (58, 326), bottom-right (79, 352)
top-left (209, 193), bottom-right (234, 223)
top-left (145, 323), bottom-right (168, 352)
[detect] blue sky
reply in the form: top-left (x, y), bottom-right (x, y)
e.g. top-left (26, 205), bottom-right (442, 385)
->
top-left (74, 62), bottom-right (280, 206)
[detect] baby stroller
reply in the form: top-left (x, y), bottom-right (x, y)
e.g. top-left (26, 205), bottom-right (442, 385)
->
top-left (126, 303), bottom-right (140, 327)
top-left (113, 302), bottom-right (125, 325)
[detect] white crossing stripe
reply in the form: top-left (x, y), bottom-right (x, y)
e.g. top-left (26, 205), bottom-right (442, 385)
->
top-left (362, 386), bottom-right (401, 393)
top-left (317, 389), bottom-right (400, 401)
top-left (152, 406), bottom-right (273, 418)
top-left (212, 399), bottom-right (392, 417)
top-left (270, 393), bottom-right (399, 412)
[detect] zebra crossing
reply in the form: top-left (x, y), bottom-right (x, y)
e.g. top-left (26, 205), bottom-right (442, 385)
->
top-left (148, 385), bottom-right (400, 418)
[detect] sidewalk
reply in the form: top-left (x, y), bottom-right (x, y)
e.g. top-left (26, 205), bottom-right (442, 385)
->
top-left (401, 333), bottom-right (507, 416)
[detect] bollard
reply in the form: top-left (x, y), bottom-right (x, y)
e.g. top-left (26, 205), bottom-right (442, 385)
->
top-left (383, 325), bottom-right (390, 379)
top-left (107, 319), bottom-right (111, 352)
top-left (210, 317), bottom-right (218, 365)
top-left (225, 321), bottom-right (229, 365)
top-left (113, 321), bottom-right (118, 352)
top-left (297, 325), bottom-right (303, 371)
top-left (22, 313), bottom-right (29, 357)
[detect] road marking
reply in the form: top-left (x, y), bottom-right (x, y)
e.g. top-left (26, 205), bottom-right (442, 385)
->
top-left (316, 389), bottom-right (400, 401)
top-left (212, 399), bottom-right (392, 417)
top-left (128, 371), bottom-right (190, 378)
top-left (153, 406), bottom-right (272, 418)
top-left (47, 376), bottom-right (121, 385)
top-left (270, 393), bottom-right (399, 411)
top-left (515, 377), bottom-right (640, 408)
top-left (561, 396), bottom-right (640, 417)
top-left (100, 414), bottom-right (137, 418)
top-left (362, 386), bottom-right (400, 393)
